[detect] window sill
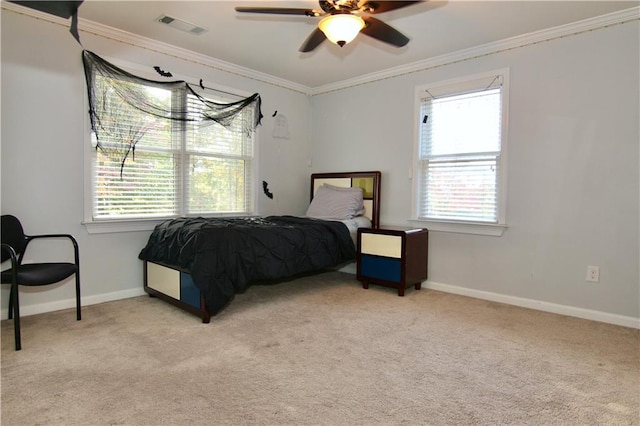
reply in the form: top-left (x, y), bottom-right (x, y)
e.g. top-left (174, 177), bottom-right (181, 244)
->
top-left (409, 219), bottom-right (507, 236)
top-left (82, 213), bottom-right (260, 234)
top-left (83, 219), bottom-right (165, 234)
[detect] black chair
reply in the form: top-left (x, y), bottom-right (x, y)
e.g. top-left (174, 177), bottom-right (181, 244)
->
top-left (1, 215), bottom-right (81, 350)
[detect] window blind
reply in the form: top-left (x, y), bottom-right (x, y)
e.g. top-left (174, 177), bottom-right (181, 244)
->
top-left (93, 148), bottom-right (180, 219)
top-left (417, 82), bottom-right (502, 223)
top-left (184, 94), bottom-right (254, 215)
top-left (91, 77), bottom-right (255, 220)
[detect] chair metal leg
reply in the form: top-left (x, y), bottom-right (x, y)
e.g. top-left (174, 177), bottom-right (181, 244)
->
top-left (8, 287), bottom-right (14, 320)
top-left (75, 273), bottom-right (81, 321)
top-left (12, 283), bottom-right (21, 351)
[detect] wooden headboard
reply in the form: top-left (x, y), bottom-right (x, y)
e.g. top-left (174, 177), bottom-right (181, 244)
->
top-left (310, 171), bottom-right (381, 229)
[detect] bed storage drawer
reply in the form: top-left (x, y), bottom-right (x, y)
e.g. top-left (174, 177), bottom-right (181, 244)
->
top-left (179, 273), bottom-right (201, 309)
top-left (145, 262), bottom-right (201, 310)
top-left (147, 262), bottom-right (180, 299)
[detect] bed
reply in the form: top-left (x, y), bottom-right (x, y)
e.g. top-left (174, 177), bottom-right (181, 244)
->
top-left (139, 171), bottom-right (381, 322)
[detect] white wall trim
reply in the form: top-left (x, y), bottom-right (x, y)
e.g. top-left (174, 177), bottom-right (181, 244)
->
top-left (2, 2), bottom-right (637, 97)
top-left (409, 220), bottom-right (507, 236)
top-left (4, 278), bottom-right (637, 330)
top-left (0, 288), bottom-right (146, 320)
top-left (76, 19), bottom-right (312, 95)
top-left (309, 6), bottom-right (640, 95)
top-left (82, 219), bottom-right (163, 234)
top-left (0, 1), bottom-right (312, 95)
top-left (424, 280), bottom-right (640, 330)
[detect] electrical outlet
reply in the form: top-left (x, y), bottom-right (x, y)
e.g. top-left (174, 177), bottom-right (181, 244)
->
top-left (586, 265), bottom-right (600, 283)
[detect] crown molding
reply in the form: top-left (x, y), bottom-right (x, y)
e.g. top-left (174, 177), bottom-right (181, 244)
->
top-left (0, 0), bottom-right (312, 95)
top-left (309, 6), bottom-right (640, 95)
top-left (3, 2), bottom-right (638, 97)
top-left (76, 18), bottom-right (312, 95)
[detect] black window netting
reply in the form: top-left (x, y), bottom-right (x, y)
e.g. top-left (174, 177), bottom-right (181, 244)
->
top-left (82, 50), bottom-right (263, 175)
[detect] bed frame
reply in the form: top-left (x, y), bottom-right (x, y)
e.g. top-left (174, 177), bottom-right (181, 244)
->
top-left (143, 171), bottom-right (381, 322)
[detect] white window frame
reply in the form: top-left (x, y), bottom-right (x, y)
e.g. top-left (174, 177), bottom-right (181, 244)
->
top-left (82, 58), bottom-right (259, 234)
top-left (411, 69), bottom-right (509, 236)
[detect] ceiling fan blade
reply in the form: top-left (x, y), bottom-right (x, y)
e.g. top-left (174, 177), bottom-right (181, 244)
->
top-left (299, 28), bottom-right (327, 52)
top-left (357, 1), bottom-right (422, 14)
top-left (235, 7), bottom-right (319, 17)
top-left (361, 16), bottom-right (409, 47)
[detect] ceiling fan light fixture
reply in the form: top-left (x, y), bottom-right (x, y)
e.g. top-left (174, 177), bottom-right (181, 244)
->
top-left (318, 14), bottom-right (365, 47)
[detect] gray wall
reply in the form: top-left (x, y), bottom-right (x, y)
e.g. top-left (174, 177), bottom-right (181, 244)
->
top-left (310, 21), bottom-right (639, 320)
top-left (1, 9), bottom-right (313, 315)
top-left (1, 8), bottom-right (638, 325)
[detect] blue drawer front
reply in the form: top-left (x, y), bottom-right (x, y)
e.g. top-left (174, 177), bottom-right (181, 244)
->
top-left (180, 272), bottom-right (201, 309)
top-left (360, 255), bottom-right (401, 283)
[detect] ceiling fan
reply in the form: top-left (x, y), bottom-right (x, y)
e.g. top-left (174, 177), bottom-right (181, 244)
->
top-left (235, 0), bottom-right (423, 52)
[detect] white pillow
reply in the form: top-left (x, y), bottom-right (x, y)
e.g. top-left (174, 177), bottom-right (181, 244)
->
top-left (305, 184), bottom-right (365, 220)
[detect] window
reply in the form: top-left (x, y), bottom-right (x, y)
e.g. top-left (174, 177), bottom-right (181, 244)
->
top-left (413, 70), bottom-right (508, 235)
top-left (88, 74), bottom-right (256, 225)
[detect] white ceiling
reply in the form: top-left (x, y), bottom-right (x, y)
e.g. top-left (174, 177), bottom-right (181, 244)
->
top-left (75, 0), bottom-right (637, 88)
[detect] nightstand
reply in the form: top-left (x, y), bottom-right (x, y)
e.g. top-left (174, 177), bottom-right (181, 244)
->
top-left (356, 227), bottom-right (429, 296)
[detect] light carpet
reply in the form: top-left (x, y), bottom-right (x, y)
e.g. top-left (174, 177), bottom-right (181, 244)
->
top-left (2, 271), bottom-right (638, 425)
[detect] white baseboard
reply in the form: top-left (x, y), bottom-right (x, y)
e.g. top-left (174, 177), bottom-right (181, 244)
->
top-left (0, 287), bottom-right (147, 320)
top-left (424, 280), bottom-right (640, 329)
top-left (3, 279), bottom-right (638, 330)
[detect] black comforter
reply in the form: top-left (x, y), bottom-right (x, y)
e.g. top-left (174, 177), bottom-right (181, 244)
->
top-left (139, 216), bottom-right (355, 315)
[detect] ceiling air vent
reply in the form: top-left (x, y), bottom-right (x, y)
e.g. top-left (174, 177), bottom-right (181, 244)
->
top-left (156, 14), bottom-right (207, 35)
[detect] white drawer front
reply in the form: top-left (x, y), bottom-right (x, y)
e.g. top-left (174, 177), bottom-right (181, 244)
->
top-left (361, 234), bottom-right (402, 258)
top-left (147, 262), bottom-right (180, 300)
